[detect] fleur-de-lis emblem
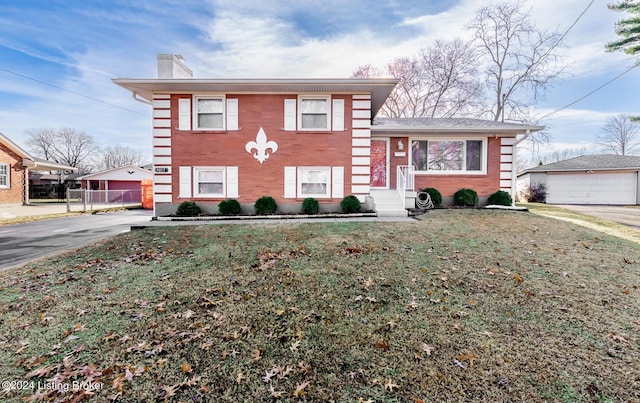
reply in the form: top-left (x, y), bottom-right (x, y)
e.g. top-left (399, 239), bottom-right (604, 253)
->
top-left (245, 127), bottom-right (278, 164)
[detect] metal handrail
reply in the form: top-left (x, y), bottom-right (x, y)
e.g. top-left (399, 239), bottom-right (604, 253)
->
top-left (396, 165), bottom-right (415, 206)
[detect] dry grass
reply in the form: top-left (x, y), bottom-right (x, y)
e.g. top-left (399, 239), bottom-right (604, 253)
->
top-left (0, 209), bottom-right (638, 402)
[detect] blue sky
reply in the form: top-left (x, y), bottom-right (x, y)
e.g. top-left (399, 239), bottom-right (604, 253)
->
top-left (1, 0), bottom-right (638, 167)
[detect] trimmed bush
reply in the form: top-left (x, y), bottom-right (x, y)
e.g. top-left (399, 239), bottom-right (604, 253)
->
top-left (454, 188), bottom-right (479, 207)
top-left (340, 195), bottom-right (361, 213)
top-left (176, 201), bottom-right (201, 217)
top-left (487, 190), bottom-right (512, 206)
top-left (218, 199), bottom-right (241, 215)
top-left (301, 198), bottom-right (320, 215)
top-left (421, 187), bottom-right (442, 207)
top-left (254, 196), bottom-right (278, 215)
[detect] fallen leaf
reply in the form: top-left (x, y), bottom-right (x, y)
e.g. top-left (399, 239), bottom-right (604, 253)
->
top-left (269, 385), bottom-right (285, 398)
top-left (235, 372), bottom-right (245, 384)
top-left (290, 340), bottom-right (301, 352)
top-left (293, 381), bottom-right (310, 397)
top-left (384, 378), bottom-right (399, 392)
top-left (180, 363), bottom-right (192, 373)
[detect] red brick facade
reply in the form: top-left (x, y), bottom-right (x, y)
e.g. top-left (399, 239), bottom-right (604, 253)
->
top-left (0, 143), bottom-right (25, 204)
top-left (167, 94), bottom-right (354, 205)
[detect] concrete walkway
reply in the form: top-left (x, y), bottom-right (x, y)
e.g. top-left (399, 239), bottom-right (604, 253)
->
top-left (1, 203), bottom-right (143, 221)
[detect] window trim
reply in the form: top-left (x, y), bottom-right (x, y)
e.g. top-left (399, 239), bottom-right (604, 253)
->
top-left (297, 166), bottom-right (331, 198)
top-left (0, 163), bottom-right (9, 188)
top-left (193, 166), bottom-right (226, 198)
top-left (193, 95), bottom-right (226, 130)
top-left (298, 95), bottom-right (331, 131)
top-left (409, 137), bottom-right (487, 175)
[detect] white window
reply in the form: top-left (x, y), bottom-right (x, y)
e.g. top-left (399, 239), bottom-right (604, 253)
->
top-left (0, 163), bottom-right (8, 188)
top-left (193, 167), bottom-right (225, 197)
top-left (194, 96), bottom-right (225, 130)
top-left (298, 167), bottom-right (331, 198)
top-left (298, 96), bottom-right (331, 130)
top-left (411, 139), bottom-right (485, 174)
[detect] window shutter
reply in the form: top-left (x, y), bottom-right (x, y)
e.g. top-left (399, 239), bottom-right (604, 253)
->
top-left (332, 99), bottom-right (344, 131)
top-left (226, 99), bottom-right (238, 130)
top-left (284, 166), bottom-right (296, 198)
top-left (226, 166), bottom-right (239, 197)
top-left (178, 99), bottom-right (191, 131)
top-left (179, 166), bottom-right (192, 198)
top-left (284, 99), bottom-right (296, 131)
top-left (332, 166), bottom-right (344, 198)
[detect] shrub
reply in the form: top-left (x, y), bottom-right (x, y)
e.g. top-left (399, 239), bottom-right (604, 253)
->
top-left (340, 195), bottom-right (361, 213)
top-left (254, 196), bottom-right (278, 215)
top-left (421, 187), bottom-right (442, 207)
top-left (301, 198), bottom-right (319, 215)
top-left (454, 188), bottom-right (479, 207)
top-left (523, 182), bottom-right (547, 203)
top-left (218, 199), bottom-right (241, 215)
top-left (176, 201), bottom-right (201, 217)
top-left (487, 190), bottom-right (513, 206)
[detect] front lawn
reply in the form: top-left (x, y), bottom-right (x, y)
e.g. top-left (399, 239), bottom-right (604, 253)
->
top-left (1, 209), bottom-right (638, 402)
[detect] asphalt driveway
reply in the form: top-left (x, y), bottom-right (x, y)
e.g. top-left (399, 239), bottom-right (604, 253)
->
top-left (0, 209), bottom-right (152, 270)
top-left (557, 205), bottom-right (640, 229)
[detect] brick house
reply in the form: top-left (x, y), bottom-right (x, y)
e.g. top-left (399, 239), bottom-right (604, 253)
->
top-left (0, 132), bottom-right (77, 205)
top-left (113, 54), bottom-right (543, 216)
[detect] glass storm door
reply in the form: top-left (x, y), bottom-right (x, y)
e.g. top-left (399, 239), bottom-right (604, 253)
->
top-left (370, 139), bottom-right (388, 188)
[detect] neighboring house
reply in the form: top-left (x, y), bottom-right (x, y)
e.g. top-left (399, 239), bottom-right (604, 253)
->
top-left (518, 154), bottom-right (640, 205)
top-left (0, 132), bottom-right (77, 205)
top-left (113, 54), bottom-right (543, 216)
top-left (77, 165), bottom-right (153, 203)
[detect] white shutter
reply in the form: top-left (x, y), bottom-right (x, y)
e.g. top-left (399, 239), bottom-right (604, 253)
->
top-left (226, 166), bottom-right (239, 198)
top-left (284, 166), bottom-right (296, 198)
top-left (178, 99), bottom-right (191, 131)
top-left (332, 166), bottom-right (344, 198)
top-left (284, 99), bottom-right (296, 131)
top-left (332, 99), bottom-right (344, 131)
top-left (179, 166), bottom-right (192, 198)
top-left (226, 99), bottom-right (238, 130)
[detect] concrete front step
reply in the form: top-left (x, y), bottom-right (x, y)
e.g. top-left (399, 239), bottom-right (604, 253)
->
top-left (370, 189), bottom-right (408, 217)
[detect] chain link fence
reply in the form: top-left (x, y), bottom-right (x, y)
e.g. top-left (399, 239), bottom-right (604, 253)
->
top-left (66, 189), bottom-right (142, 212)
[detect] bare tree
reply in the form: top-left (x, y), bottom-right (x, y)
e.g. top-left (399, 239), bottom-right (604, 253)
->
top-left (467, 1), bottom-right (566, 122)
top-left (96, 145), bottom-right (145, 170)
top-left (26, 128), bottom-right (98, 173)
top-left (597, 114), bottom-right (640, 155)
top-left (25, 128), bottom-right (57, 161)
top-left (353, 39), bottom-right (483, 118)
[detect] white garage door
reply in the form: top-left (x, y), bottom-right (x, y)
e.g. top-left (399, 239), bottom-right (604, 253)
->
top-left (547, 173), bottom-right (637, 204)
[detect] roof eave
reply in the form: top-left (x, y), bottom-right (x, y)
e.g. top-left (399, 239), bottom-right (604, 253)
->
top-left (112, 78), bottom-right (400, 118)
top-left (371, 125), bottom-right (545, 134)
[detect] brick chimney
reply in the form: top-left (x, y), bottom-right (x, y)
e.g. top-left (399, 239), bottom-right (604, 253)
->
top-left (157, 54), bottom-right (193, 79)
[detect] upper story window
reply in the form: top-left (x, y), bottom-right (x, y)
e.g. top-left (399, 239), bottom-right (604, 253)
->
top-left (299, 96), bottom-right (330, 130)
top-left (194, 96), bottom-right (224, 130)
top-left (0, 163), bottom-right (9, 188)
top-left (411, 139), bottom-right (485, 173)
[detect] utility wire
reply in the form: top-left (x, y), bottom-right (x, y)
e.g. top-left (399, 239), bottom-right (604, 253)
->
top-left (0, 67), bottom-right (146, 116)
top-left (538, 62), bottom-right (638, 121)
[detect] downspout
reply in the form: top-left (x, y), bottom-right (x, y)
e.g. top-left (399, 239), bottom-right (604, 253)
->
top-left (510, 129), bottom-right (531, 206)
top-left (132, 92), bottom-right (151, 105)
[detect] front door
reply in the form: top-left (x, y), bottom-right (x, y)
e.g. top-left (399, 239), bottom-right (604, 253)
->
top-left (370, 139), bottom-right (389, 188)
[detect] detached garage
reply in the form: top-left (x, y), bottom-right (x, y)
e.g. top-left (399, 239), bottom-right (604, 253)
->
top-left (518, 155), bottom-right (640, 205)
top-left (77, 165), bottom-right (152, 203)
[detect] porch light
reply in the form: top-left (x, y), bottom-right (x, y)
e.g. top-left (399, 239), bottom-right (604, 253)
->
top-left (397, 140), bottom-right (404, 150)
